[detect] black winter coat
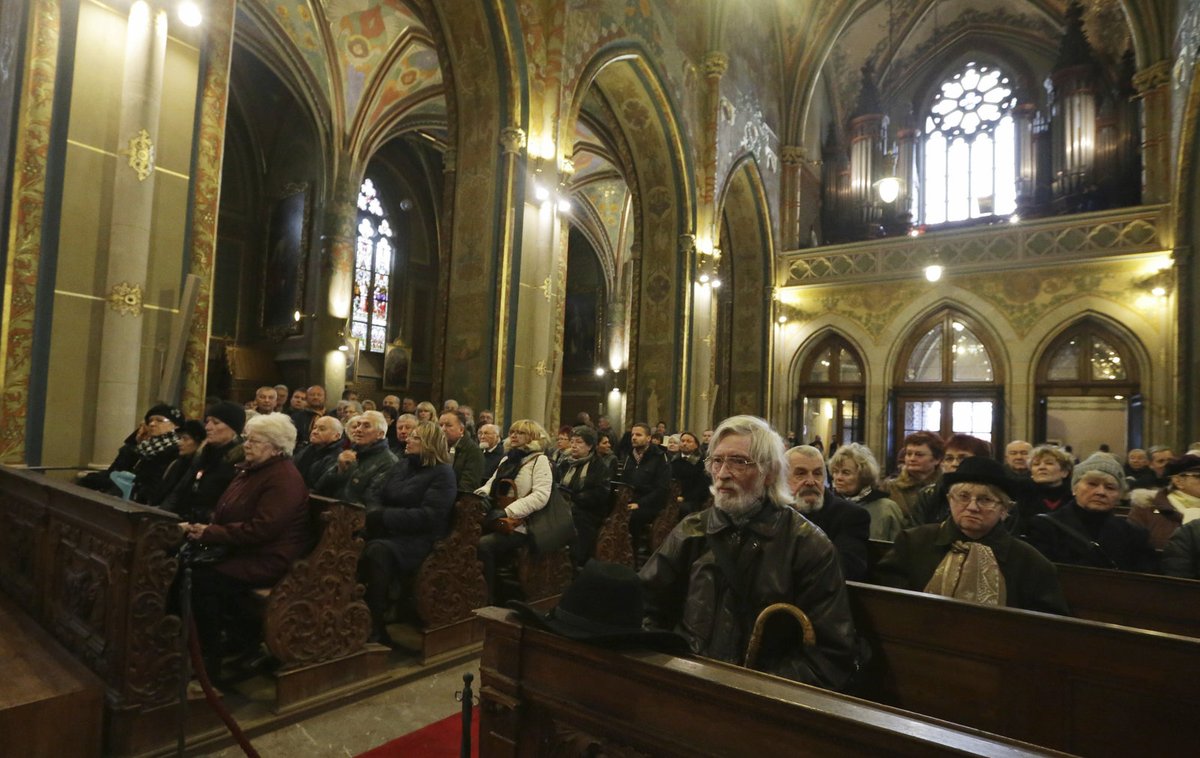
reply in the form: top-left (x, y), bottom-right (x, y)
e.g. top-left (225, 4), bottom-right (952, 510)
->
top-left (1024, 500), bottom-right (1158, 572)
top-left (803, 490), bottom-right (871, 581)
top-left (616, 445), bottom-right (671, 516)
top-left (561, 454), bottom-right (612, 527)
top-left (162, 439), bottom-right (245, 523)
top-left (366, 457), bottom-right (457, 572)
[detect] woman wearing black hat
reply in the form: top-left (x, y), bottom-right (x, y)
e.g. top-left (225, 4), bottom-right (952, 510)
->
top-left (873, 456), bottom-right (1069, 614)
top-left (160, 401), bottom-right (246, 523)
top-left (148, 419), bottom-right (206, 507)
top-left (77, 403), bottom-right (184, 503)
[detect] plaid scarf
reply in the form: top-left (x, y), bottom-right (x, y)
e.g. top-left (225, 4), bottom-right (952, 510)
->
top-left (925, 540), bottom-right (1006, 607)
top-left (136, 431), bottom-right (179, 460)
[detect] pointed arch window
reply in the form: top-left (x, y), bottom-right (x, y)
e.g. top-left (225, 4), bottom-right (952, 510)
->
top-left (796, 334), bottom-right (866, 447)
top-left (353, 178), bottom-right (393, 353)
top-left (893, 312), bottom-right (1002, 456)
top-left (923, 62), bottom-right (1018, 225)
top-left (1035, 319), bottom-right (1142, 450)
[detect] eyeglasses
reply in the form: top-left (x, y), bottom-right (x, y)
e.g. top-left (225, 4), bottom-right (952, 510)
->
top-left (949, 491), bottom-right (1006, 511)
top-left (243, 436), bottom-right (271, 447)
top-left (705, 455), bottom-right (758, 474)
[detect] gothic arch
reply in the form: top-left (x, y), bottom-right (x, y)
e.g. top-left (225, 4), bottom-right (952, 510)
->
top-left (564, 46), bottom-right (697, 426)
top-left (713, 154), bottom-right (773, 417)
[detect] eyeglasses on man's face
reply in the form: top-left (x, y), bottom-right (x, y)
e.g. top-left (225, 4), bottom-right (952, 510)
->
top-left (705, 455), bottom-right (758, 474)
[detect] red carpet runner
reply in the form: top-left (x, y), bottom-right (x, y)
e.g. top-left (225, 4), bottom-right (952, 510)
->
top-left (356, 712), bottom-right (478, 757)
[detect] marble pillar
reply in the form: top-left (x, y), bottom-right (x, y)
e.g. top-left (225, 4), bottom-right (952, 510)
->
top-left (91, 1), bottom-right (167, 463)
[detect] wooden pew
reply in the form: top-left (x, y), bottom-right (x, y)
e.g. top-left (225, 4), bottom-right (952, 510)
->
top-left (0, 591), bottom-right (105, 757)
top-left (250, 495), bottom-right (386, 709)
top-left (649, 479), bottom-right (684, 553)
top-left (0, 466), bottom-right (384, 753)
top-left (475, 606), bottom-right (1064, 757)
top-left (591, 482), bottom-right (634, 567)
top-left (847, 581), bottom-right (1198, 755)
top-left (869, 538), bottom-right (1200, 639)
top-left (1054, 562), bottom-right (1200, 638)
top-left (412, 492), bottom-right (489, 662)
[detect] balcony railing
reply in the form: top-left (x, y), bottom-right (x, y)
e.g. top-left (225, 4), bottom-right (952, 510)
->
top-left (779, 205), bottom-right (1169, 286)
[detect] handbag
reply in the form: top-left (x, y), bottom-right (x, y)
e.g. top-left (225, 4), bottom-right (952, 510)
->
top-left (178, 540), bottom-right (231, 566)
top-left (525, 483), bottom-right (576, 554)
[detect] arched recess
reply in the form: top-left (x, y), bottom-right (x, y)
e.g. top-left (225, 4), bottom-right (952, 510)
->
top-left (559, 226), bottom-right (610, 424)
top-left (712, 155), bottom-right (773, 419)
top-left (890, 308), bottom-right (1006, 462)
top-left (1033, 316), bottom-right (1145, 453)
top-left (565, 48), bottom-right (696, 427)
top-left (793, 330), bottom-right (867, 450)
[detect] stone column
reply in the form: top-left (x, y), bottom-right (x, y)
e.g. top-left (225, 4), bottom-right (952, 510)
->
top-left (780, 146), bottom-right (804, 249)
top-left (1132, 60), bottom-right (1171, 205)
top-left (316, 168), bottom-right (358, 401)
top-left (92, 1), bottom-right (168, 463)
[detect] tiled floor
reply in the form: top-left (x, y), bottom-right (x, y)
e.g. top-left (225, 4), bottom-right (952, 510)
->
top-left (198, 657), bottom-right (481, 757)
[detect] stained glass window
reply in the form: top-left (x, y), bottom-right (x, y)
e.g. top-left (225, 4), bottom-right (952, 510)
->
top-left (923, 62), bottom-right (1017, 224)
top-left (353, 179), bottom-right (394, 353)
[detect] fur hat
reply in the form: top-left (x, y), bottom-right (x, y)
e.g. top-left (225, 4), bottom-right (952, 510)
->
top-left (1072, 453), bottom-right (1127, 495)
top-left (205, 401), bottom-right (246, 435)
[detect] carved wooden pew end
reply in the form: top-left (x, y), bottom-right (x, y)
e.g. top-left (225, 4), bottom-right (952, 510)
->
top-left (412, 493), bottom-right (489, 663)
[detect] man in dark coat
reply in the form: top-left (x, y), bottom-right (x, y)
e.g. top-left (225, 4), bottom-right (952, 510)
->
top-left (617, 422), bottom-right (671, 540)
top-left (292, 415), bottom-right (344, 489)
top-left (786, 445), bottom-right (871, 581)
top-left (671, 431), bottom-right (711, 514)
top-left (314, 411), bottom-right (396, 509)
top-left (640, 415), bottom-right (859, 691)
top-left (441, 410), bottom-right (484, 490)
top-left (478, 423), bottom-right (505, 481)
top-left (561, 426), bottom-right (613, 566)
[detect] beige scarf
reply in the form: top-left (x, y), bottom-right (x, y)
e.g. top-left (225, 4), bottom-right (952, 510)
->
top-left (924, 540), bottom-right (1007, 607)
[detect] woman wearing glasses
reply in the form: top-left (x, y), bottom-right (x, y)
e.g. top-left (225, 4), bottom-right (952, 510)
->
top-left (873, 456), bottom-right (1069, 614)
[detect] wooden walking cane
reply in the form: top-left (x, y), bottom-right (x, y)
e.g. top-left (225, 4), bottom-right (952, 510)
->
top-left (743, 602), bottom-right (817, 668)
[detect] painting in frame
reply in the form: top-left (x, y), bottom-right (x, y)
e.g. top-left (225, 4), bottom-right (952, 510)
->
top-left (383, 339), bottom-right (412, 391)
top-left (261, 183), bottom-right (310, 339)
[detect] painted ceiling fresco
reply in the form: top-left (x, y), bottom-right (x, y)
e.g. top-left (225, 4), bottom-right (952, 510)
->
top-left (254, 0), bottom-right (444, 144)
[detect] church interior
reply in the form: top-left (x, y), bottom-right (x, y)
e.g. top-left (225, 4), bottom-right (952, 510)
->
top-left (3, 0), bottom-right (1200, 755)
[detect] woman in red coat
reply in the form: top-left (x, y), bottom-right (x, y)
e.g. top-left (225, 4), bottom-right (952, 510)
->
top-left (180, 412), bottom-right (309, 678)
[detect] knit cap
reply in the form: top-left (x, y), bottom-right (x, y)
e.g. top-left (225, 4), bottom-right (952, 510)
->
top-left (205, 401), bottom-right (247, 435)
top-left (144, 403), bottom-right (184, 427)
top-left (1071, 453), bottom-right (1127, 495)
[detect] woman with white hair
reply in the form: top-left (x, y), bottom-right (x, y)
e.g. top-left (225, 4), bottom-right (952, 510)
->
top-left (475, 419), bottom-right (555, 603)
top-left (179, 412), bottom-right (310, 678)
top-left (828, 443), bottom-right (905, 541)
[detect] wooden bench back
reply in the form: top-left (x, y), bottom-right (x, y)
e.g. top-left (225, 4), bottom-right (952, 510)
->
top-left (261, 495), bottom-right (370, 667)
top-left (848, 580), bottom-right (1198, 755)
top-left (593, 482), bottom-right (634, 566)
top-left (415, 491), bottom-right (488, 628)
top-left (476, 606), bottom-right (1065, 757)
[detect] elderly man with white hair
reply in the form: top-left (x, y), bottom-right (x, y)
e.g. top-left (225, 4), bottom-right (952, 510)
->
top-left (640, 415), bottom-right (860, 691)
top-left (314, 410), bottom-right (397, 508)
top-left (786, 445), bottom-right (871, 581)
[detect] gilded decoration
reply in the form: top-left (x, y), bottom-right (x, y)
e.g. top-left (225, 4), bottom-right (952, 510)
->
top-left (107, 282), bottom-right (143, 316)
top-left (181, 0), bottom-right (236, 420)
top-left (124, 128), bottom-right (155, 181)
top-left (1, 0), bottom-right (60, 463)
top-left (499, 125), bottom-right (526, 154)
top-left (782, 206), bottom-right (1166, 286)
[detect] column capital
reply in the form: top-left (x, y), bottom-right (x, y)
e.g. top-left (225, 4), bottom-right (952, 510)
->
top-left (499, 126), bottom-right (527, 155)
top-left (780, 145), bottom-right (806, 165)
top-left (1132, 60), bottom-right (1171, 93)
top-left (678, 233), bottom-right (697, 256)
top-left (702, 52), bottom-right (729, 79)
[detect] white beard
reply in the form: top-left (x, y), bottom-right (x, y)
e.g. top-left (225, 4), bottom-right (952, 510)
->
top-left (711, 480), bottom-right (765, 518)
top-left (793, 488), bottom-right (823, 514)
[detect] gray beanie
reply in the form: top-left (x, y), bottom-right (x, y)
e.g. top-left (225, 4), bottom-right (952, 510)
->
top-left (1071, 453), bottom-right (1127, 494)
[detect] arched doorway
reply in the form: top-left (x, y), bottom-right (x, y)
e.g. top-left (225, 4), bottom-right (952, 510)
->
top-left (794, 333), bottom-right (866, 451)
top-left (1034, 318), bottom-right (1142, 454)
top-left (891, 309), bottom-right (1004, 461)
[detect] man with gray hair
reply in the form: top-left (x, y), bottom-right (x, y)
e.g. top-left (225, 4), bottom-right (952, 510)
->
top-left (640, 415), bottom-right (860, 691)
top-left (314, 411), bottom-right (396, 508)
top-left (786, 445), bottom-right (871, 581)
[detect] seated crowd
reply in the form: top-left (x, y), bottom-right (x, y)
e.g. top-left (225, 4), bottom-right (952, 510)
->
top-left (73, 384), bottom-right (1200, 689)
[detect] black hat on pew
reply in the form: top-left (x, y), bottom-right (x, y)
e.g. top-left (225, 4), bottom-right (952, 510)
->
top-left (509, 560), bottom-right (690, 654)
top-left (941, 456), bottom-right (1019, 500)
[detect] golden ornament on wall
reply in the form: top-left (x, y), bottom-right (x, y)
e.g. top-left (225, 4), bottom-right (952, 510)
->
top-left (126, 129), bottom-right (155, 181)
top-left (108, 282), bottom-right (143, 316)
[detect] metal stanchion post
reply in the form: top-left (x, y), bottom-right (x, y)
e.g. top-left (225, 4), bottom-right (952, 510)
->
top-left (458, 672), bottom-right (474, 758)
